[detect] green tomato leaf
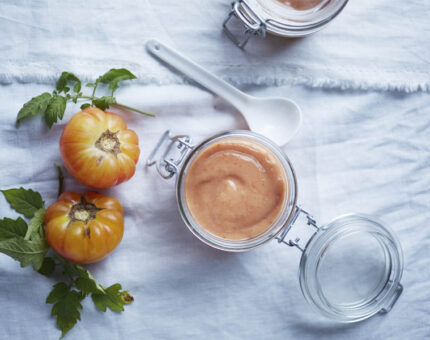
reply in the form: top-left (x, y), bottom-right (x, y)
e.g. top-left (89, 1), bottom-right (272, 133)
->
top-left (38, 256), bottom-right (56, 276)
top-left (47, 283), bottom-right (84, 338)
top-left (98, 68), bottom-right (136, 94)
top-left (44, 95), bottom-right (66, 128)
top-left (16, 92), bottom-right (52, 127)
top-left (1, 187), bottom-right (44, 218)
top-left (56, 258), bottom-right (104, 295)
top-left (0, 237), bottom-right (49, 270)
top-left (0, 217), bottom-right (28, 240)
top-left (80, 103), bottom-right (91, 110)
top-left (76, 276), bottom-right (104, 296)
top-left (74, 265), bottom-right (105, 296)
top-left (50, 255), bottom-right (133, 336)
top-left (55, 255), bottom-right (81, 277)
top-left (46, 282), bottom-right (69, 304)
top-left (93, 96), bottom-right (116, 111)
top-left (56, 72), bottom-right (81, 94)
top-left (25, 208), bottom-right (46, 241)
top-left (75, 277), bottom-right (99, 295)
top-left (91, 283), bottom-right (126, 312)
top-left (55, 256), bottom-right (103, 295)
top-left (73, 82), bottom-right (81, 93)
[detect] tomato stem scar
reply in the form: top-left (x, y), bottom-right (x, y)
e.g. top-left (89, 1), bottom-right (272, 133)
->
top-left (68, 197), bottom-right (102, 225)
top-left (95, 129), bottom-right (121, 157)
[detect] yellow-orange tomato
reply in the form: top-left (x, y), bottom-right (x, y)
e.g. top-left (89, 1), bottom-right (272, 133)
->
top-left (45, 191), bottom-right (124, 264)
top-left (60, 107), bottom-right (140, 188)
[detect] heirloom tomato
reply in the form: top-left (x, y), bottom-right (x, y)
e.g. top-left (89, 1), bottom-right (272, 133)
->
top-left (45, 191), bottom-right (124, 264)
top-left (60, 107), bottom-right (140, 188)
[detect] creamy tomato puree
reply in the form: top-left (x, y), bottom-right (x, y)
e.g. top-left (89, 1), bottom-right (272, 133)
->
top-left (275, 0), bottom-right (326, 10)
top-left (184, 137), bottom-right (287, 240)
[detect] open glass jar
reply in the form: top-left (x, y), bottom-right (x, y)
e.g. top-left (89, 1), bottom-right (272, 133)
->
top-left (147, 130), bottom-right (404, 322)
top-left (223, 0), bottom-right (349, 48)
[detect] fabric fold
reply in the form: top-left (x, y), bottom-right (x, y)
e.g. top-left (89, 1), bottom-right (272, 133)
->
top-left (0, 0), bottom-right (429, 92)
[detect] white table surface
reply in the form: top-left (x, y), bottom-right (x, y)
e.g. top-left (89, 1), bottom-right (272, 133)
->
top-left (0, 1), bottom-right (429, 339)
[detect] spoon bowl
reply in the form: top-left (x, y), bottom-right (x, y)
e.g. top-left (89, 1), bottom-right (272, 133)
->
top-left (238, 95), bottom-right (302, 146)
top-left (146, 39), bottom-right (302, 146)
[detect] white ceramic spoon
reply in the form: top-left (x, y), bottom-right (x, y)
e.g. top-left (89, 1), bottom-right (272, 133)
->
top-left (146, 39), bottom-right (302, 146)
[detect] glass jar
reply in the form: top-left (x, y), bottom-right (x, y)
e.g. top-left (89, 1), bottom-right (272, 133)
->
top-left (223, 0), bottom-right (349, 48)
top-left (147, 130), bottom-right (404, 323)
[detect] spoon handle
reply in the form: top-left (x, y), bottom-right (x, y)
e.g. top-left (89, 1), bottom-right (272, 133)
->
top-left (146, 39), bottom-right (249, 110)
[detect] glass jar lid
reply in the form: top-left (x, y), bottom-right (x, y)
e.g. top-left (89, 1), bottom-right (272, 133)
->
top-left (298, 213), bottom-right (404, 322)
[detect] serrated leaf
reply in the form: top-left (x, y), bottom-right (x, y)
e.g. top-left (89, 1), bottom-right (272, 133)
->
top-left (55, 255), bottom-right (82, 277)
top-left (16, 92), bottom-right (52, 127)
top-left (76, 276), bottom-right (104, 296)
top-left (0, 237), bottom-right (49, 270)
top-left (59, 259), bottom-right (104, 295)
top-left (75, 267), bottom-right (104, 295)
top-left (0, 217), bottom-right (27, 240)
top-left (73, 82), bottom-right (81, 93)
top-left (1, 187), bottom-right (44, 218)
top-left (56, 72), bottom-right (81, 94)
top-left (44, 95), bottom-right (66, 128)
top-left (51, 255), bottom-right (132, 336)
top-left (47, 283), bottom-right (84, 338)
top-left (91, 283), bottom-right (126, 312)
top-left (38, 256), bottom-right (56, 276)
top-left (46, 282), bottom-right (69, 303)
top-left (25, 208), bottom-right (45, 241)
top-left (98, 68), bottom-right (136, 94)
top-left (55, 256), bottom-right (103, 294)
top-left (93, 96), bottom-right (116, 111)
top-left (80, 103), bottom-right (91, 110)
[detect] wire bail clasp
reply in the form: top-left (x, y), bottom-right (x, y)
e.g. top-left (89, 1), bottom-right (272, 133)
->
top-left (223, 0), bottom-right (267, 48)
top-left (276, 206), bottom-right (320, 252)
top-left (147, 130), bottom-right (194, 179)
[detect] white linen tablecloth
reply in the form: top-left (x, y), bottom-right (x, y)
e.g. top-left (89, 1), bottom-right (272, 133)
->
top-left (0, 0), bottom-right (429, 339)
top-left (0, 83), bottom-right (429, 340)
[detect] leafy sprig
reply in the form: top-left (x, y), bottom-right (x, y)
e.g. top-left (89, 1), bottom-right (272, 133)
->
top-left (0, 186), bottom-right (133, 338)
top-left (0, 188), bottom-right (48, 270)
top-left (45, 255), bottom-right (133, 338)
top-left (16, 68), bottom-right (155, 128)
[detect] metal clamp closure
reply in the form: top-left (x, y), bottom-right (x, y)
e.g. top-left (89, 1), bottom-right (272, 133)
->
top-left (147, 130), bottom-right (194, 179)
top-left (276, 206), bottom-right (319, 252)
top-left (223, 0), bottom-right (267, 48)
top-left (379, 282), bottom-right (403, 314)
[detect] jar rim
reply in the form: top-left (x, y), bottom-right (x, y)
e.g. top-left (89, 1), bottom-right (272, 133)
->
top-left (176, 130), bottom-right (298, 252)
top-left (241, 0), bottom-right (349, 36)
top-left (299, 213), bottom-right (404, 322)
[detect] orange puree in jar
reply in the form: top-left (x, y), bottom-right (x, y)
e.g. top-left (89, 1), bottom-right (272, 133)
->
top-left (275, 0), bottom-right (326, 11)
top-left (184, 137), bottom-right (287, 240)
